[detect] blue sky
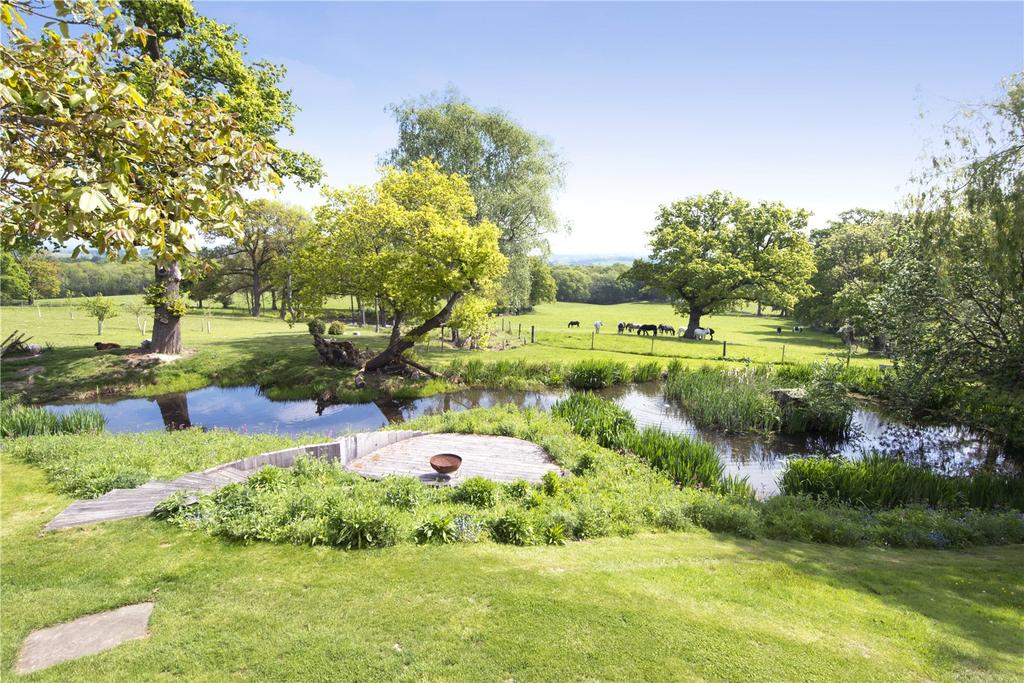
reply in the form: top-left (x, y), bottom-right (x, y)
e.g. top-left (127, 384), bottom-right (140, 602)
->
top-left (198, 1), bottom-right (1023, 255)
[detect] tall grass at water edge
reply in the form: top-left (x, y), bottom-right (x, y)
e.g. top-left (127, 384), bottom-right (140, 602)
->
top-left (551, 392), bottom-right (753, 496)
top-left (780, 454), bottom-right (1024, 511)
top-left (443, 358), bottom-right (662, 391)
top-left (0, 398), bottom-right (105, 438)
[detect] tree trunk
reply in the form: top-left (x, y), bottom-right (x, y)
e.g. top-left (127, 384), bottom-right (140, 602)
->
top-left (756, 302), bottom-right (762, 317)
top-left (151, 261), bottom-right (183, 354)
top-left (250, 271), bottom-right (261, 317)
top-left (270, 289), bottom-right (277, 311)
top-left (682, 306), bottom-right (704, 339)
top-left (155, 393), bottom-right (192, 430)
top-left (280, 273), bottom-right (292, 320)
top-left (97, 319), bottom-right (103, 335)
top-left (870, 332), bottom-right (888, 355)
top-left (363, 293), bottom-right (463, 372)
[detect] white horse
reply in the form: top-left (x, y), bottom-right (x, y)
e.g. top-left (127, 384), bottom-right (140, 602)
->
top-left (594, 320), bottom-right (603, 334)
top-left (693, 327), bottom-right (715, 340)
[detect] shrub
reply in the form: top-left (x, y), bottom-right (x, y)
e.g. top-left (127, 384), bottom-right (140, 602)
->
top-left (686, 491), bottom-right (760, 538)
top-left (452, 477), bottom-right (499, 508)
top-left (552, 392), bottom-right (637, 450)
top-left (781, 362), bottom-right (854, 436)
top-left (542, 521), bottom-right (568, 545)
top-left (780, 454), bottom-right (1024, 511)
top-left (153, 491), bottom-right (196, 521)
top-left (414, 513), bottom-right (458, 544)
top-left (381, 476), bottom-right (422, 510)
top-left (327, 321), bottom-right (345, 335)
top-left (541, 470), bottom-right (562, 496)
top-left (489, 509), bottom-right (533, 545)
top-left (307, 318), bottom-right (325, 335)
top-left (325, 503), bottom-right (398, 549)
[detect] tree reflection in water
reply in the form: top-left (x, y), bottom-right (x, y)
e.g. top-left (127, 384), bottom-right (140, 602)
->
top-left (153, 393), bottom-right (192, 430)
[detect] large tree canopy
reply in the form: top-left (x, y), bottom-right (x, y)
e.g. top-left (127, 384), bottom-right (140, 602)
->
top-left (383, 90), bottom-right (563, 311)
top-left (298, 159), bottom-right (507, 372)
top-left (880, 74), bottom-right (1024, 411)
top-left (624, 191), bottom-right (815, 337)
top-left (796, 208), bottom-right (896, 344)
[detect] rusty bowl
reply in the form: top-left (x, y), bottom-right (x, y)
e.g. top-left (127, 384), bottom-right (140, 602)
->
top-left (429, 453), bottom-right (463, 475)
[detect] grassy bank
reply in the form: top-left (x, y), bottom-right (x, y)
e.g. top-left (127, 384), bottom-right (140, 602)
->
top-left (1, 299), bottom-right (874, 404)
top-left (3, 449), bottom-right (1024, 680)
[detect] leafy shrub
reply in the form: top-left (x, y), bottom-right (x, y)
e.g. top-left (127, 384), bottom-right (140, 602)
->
top-left (327, 321), bottom-right (345, 335)
top-left (541, 470), bottom-right (562, 496)
top-left (781, 362), bottom-right (854, 436)
top-left (552, 392), bottom-right (637, 450)
top-left (572, 502), bottom-right (611, 539)
top-left (504, 480), bottom-right (532, 500)
top-left (381, 476), bottom-right (422, 510)
top-left (780, 454), bottom-right (1024, 511)
top-left (414, 513), bottom-right (458, 544)
top-left (759, 495), bottom-right (866, 546)
top-left (307, 318), bottom-right (325, 335)
top-left (452, 477), bottom-right (499, 507)
top-left (489, 509), bottom-right (533, 545)
top-left (153, 491), bottom-right (196, 521)
top-left (325, 503), bottom-right (398, 549)
top-left (686, 490), bottom-right (760, 538)
top-left (543, 521), bottom-right (568, 545)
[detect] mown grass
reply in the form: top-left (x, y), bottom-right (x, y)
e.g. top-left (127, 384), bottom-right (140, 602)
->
top-left (1, 298), bottom-right (874, 404)
top-left (4, 453), bottom-right (1024, 681)
top-left (781, 454), bottom-right (1024, 511)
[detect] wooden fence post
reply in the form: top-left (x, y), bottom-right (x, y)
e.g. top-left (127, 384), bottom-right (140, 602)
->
top-left (531, 325), bottom-right (535, 343)
top-left (781, 344), bottom-right (786, 364)
top-left (591, 332), bottom-right (595, 350)
top-left (722, 340), bottom-right (727, 357)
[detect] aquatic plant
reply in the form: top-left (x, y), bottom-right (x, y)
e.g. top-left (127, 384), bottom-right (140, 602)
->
top-left (664, 362), bottom-right (779, 432)
top-left (551, 392), bottom-right (637, 450)
top-left (779, 454), bottom-right (1024, 511)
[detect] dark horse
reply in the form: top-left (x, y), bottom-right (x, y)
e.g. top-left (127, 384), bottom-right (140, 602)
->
top-left (636, 324), bottom-right (659, 336)
top-left (658, 324), bottom-right (675, 336)
top-left (567, 320), bottom-right (581, 328)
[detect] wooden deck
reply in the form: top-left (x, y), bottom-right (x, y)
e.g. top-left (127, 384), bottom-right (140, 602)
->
top-left (346, 433), bottom-right (560, 484)
top-left (43, 430), bottom-right (559, 531)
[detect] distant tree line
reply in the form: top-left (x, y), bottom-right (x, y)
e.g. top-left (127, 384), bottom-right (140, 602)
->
top-left (551, 263), bottom-right (663, 305)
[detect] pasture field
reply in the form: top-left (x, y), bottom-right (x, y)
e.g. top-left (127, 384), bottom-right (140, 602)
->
top-left (1, 298), bottom-right (873, 403)
top-left (2, 451), bottom-right (1022, 681)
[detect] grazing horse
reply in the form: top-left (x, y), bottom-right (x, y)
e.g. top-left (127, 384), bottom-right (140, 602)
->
top-left (617, 322), bottom-right (625, 334)
top-left (776, 326), bottom-right (783, 335)
top-left (658, 324), bottom-right (675, 336)
top-left (693, 327), bottom-right (715, 341)
top-left (793, 325), bottom-right (804, 333)
top-left (594, 321), bottom-right (603, 334)
top-left (568, 320), bottom-right (580, 328)
top-left (636, 324), bottom-right (659, 336)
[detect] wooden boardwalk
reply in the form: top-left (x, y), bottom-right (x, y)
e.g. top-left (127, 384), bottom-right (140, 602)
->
top-left (43, 431), bottom-right (558, 531)
top-left (347, 433), bottom-right (560, 484)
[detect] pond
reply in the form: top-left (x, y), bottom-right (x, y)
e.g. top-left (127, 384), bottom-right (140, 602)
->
top-left (46, 383), bottom-right (1015, 496)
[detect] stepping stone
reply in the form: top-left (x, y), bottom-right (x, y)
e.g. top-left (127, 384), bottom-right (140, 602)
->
top-left (15, 602), bottom-right (155, 675)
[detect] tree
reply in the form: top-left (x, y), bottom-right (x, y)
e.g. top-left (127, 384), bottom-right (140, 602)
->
top-left (0, 251), bottom-right (31, 303)
top-left (624, 191), bottom-right (815, 337)
top-left (528, 257), bottom-right (557, 307)
top-left (383, 90), bottom-right (563, 311)
top-left (298, 159), bottom-right (507, 372)
top-left (211, 200), bottom-right (311, 317)
top-left (880, 74), bottom-right (1024, 404)
top-left (551, 265), bottom-right (592, 302)
top-left (22, 254), bottom-right (62, 302)
top-left (1, 0), bottom-right (279, 355)
top-left (80, 294), bottom-right (118, 335)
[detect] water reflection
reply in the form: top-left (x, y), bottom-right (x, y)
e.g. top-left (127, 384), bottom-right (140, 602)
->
top-left (46, 383), bottom-right (1016, 496)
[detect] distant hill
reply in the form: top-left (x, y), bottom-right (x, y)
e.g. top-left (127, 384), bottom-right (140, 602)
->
top-left (548, 253), bottom-right (641, 266)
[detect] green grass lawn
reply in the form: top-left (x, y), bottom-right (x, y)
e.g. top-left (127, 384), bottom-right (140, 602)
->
top-left (3, 452), bottom-right (1022, 681)
top-left (1, 298), bottom-right (874, 403)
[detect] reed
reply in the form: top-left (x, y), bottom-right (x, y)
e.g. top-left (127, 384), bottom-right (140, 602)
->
top-left (0, 399), bottom-right (106, 438)
top-left (664, 362), bottom-right (779, 433)
top-left (551, 392), bottom-right (637, 450)
top-left (779, 454), bottom-right (1024, 511)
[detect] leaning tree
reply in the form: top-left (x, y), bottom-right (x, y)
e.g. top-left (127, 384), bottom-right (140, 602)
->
top-left (623, 191), bottom-right (815, 338)
top-left (1, 0), bottom-right (279, 353)
top-left (297, 159), bottom-right (507, 373)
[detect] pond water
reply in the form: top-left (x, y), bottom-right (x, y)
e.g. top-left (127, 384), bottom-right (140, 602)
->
top-left (46, 383), bottom-right (1015, 496)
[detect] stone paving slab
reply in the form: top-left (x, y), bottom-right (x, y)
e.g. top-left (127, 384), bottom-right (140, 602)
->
top-left (15, 602), bottom-right (155, 674)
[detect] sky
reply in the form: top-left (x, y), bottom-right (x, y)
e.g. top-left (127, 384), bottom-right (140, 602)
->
top-left (197, 1), bottom-right (1024, 256)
